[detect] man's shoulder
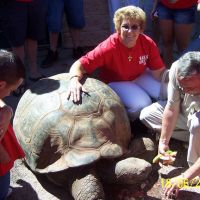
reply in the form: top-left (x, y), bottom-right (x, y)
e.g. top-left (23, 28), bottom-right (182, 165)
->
top-left (170, 61), bottom-right (179, 74)
top-left (169, 61), bottom-right (179, 86)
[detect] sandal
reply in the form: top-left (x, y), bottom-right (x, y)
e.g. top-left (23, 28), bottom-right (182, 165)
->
top-left (12, 81), bottom-right (27, 97)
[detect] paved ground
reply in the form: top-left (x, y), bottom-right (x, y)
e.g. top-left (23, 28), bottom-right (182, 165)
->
top-left (5, 48), bottom-right (200, 200)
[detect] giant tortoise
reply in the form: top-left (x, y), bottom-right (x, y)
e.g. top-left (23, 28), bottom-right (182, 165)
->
top-left (13, 73), bottom-right (152, 200)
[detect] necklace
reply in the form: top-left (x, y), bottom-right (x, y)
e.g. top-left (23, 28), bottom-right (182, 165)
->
top-left (128, 55), bottom-right (132, 62)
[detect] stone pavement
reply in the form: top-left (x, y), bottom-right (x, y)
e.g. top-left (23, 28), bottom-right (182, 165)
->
top-left (5, 48), bottom-right (200, 200)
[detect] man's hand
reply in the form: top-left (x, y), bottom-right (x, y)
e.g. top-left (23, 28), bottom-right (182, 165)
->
top-left (153, 150), bottom-right (177, 165)
top-left (155, 139), bottom-right (177, 166)
top-left (164, 175), bottom-right (184, 198)
top-left (66, 76), bottom-right (87, 102)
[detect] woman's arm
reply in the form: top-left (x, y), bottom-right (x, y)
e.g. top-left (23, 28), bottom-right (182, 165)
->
top-left (151, 67), bottom-right (167, 81)
top-left (69, 60), bottom-right (87, 80)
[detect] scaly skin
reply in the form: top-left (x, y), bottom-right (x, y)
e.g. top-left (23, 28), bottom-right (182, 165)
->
top-left (71, 172), bottom-right (105, 200)
top-left (46, 166), bottom-right (105, 200)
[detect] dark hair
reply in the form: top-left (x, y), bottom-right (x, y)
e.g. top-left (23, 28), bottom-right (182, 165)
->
top-left (177, 51), bottom-right (200, 78)
top-left (0, 49), bottom-right (26, 85)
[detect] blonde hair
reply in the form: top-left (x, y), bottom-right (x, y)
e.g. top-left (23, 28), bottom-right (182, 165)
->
top-left (113, 5), bottom-right (146, 33)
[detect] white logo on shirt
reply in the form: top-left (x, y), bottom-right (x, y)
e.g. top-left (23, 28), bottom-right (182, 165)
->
top-left (139, 55), bottom-right (148, 65)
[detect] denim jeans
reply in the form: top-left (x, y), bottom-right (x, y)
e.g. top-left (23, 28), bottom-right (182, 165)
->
top-left (47, 0), bottom-right (85, 32)
top-left (157, 3), bottom-right (195, 24)
top-left (0, 171), bottom-right (10, 200)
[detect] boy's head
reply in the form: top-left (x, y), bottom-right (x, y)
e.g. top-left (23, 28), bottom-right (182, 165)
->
top-left (0, 49), bottom-right (26, 98)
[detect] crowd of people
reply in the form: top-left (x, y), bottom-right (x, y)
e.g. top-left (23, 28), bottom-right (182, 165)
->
top-left (0, 0), bottom-right (200, 199)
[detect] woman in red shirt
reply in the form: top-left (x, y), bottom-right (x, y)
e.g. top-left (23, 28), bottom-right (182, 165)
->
top-left (152, 0), bottom-right (200, 68)
top-left (66, 6), bottom-right (166, 121)
top-left (0, 50), bottom-right (25, 200)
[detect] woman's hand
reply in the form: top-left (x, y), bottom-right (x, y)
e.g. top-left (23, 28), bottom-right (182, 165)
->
top-left (0, 106), bottom-right (13, 141)
top-left (66, 76), bottom-right (87, 102)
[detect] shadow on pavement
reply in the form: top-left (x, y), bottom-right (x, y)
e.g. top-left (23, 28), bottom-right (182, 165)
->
top-left (35, 173), bottom-right (72, 200)
top-left (8, 180), bottom-right (39, 200)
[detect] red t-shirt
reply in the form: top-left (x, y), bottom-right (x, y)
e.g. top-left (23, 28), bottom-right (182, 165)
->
top-left (160, 0), bottom-right (199, 9)
top-left (0, 124), bottom-right (25, 176)
top-left (79, 33), bottom-right (164, 83)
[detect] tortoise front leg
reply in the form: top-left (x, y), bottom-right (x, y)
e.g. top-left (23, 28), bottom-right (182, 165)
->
top-left (71, 169), bottom-right (105, 200)
top-left (47, 166), bottom-right (105, 200)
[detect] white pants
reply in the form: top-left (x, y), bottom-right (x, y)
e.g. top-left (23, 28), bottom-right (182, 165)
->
top-left (140, 101), bottom-right (189, 141)
top-left (109, 71), bottom-right (162, 121)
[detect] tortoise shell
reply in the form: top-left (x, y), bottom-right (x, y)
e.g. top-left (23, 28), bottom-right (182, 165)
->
top-left (13, 73), bottom-right (131, 173)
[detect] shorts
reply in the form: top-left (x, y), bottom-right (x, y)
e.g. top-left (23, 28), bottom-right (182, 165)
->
top-left (157, 3), bottom-right (195, 24)
top-left (0, 0), bottom-right (48, 47)
top-left (48, 0), bottom-right (85, 33)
